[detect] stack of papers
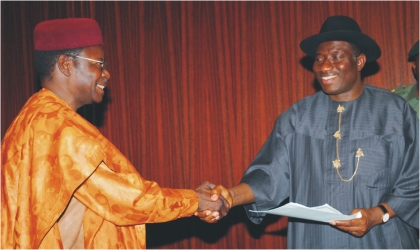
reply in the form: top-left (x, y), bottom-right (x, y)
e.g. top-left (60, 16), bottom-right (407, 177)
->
top-left (250, 202), bottom-right (362, 223)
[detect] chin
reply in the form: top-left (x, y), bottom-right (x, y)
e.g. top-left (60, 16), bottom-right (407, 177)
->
top-left (322, 88), bottom-right (343, 97)
top-left (320, 86), bottom-right (337, 95)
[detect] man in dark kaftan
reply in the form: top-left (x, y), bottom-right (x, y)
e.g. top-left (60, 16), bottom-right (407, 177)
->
top-left (198, 15), bottom-right (419, 249)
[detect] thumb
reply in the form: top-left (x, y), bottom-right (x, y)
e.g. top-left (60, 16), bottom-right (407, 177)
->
top-left (211, 186), bottom-right (222, 201)
top-left (211, 185), bottom-right (233, 208)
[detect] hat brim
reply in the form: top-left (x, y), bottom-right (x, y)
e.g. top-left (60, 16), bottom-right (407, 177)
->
top-left (300, 30), bottom-right (381, 63)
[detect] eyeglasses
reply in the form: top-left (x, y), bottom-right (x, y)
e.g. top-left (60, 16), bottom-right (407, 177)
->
top-left (66, 54), bottom-right (108, 71)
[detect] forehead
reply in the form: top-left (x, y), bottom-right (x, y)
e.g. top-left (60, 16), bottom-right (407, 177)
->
top-left (316, 41), bottom-right (352, 53)
top-left (81, 45), bottom-right (105, 58)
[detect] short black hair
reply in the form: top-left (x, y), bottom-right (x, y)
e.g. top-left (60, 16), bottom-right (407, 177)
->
top-left (347, 42), bottom-right (362, 58)
top-left (34, 48), bottom-right (82, 82)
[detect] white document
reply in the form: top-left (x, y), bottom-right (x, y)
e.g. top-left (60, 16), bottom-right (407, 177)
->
top-left (250, 202), bottom-right (362, 223)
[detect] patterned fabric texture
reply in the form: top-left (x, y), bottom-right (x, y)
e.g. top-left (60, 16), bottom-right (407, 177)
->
top-left (2, 88), bottom-right (198, 248)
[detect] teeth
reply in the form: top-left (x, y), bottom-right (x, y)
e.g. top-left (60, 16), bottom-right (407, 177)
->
top-left (322, 75), bottom-right (336, 80)
top-left (97, 84), bottom-right (105, 90)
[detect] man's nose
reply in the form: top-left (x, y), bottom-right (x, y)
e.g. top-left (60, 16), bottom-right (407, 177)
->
top-left (320, 59), bottom-right (333, 72)
top-left (102, 68), bottom-right (111, 80)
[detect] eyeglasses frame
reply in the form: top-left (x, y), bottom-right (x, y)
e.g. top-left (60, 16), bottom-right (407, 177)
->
top-left (66, 54), bottom-right (108, 71)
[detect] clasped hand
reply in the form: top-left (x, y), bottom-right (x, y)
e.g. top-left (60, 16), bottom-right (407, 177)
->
top-left (194, 182), bottom-right (231, 223)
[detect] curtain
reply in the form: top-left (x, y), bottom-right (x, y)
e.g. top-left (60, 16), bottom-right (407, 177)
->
top-left (2, 1), bottom-right (418, 248)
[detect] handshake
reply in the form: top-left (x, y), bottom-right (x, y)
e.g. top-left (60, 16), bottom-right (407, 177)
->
top-left (194, 181), bottom-right (232, 223)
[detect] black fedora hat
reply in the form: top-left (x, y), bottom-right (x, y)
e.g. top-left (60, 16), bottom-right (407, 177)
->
top-left (300, 16), bottom-right (381, 63)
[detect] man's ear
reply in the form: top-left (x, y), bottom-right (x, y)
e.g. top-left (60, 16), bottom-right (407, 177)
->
top-left (57, 54), bottom-right (72, 76)
top-left (356, 53), bottom-right (366, 72)
top-left (412, 65), bottom-right (418, 82)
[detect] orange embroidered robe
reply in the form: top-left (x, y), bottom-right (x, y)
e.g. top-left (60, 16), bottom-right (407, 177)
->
top-left (1, 88), bottom-right (198, 248)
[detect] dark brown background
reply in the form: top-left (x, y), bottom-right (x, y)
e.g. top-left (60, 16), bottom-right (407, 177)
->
top-left (2, 1), bottom-right (418, 249)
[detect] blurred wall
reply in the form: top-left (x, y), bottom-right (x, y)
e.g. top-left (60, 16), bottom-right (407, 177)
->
top-left (1, 1), bottom-right (418, 248)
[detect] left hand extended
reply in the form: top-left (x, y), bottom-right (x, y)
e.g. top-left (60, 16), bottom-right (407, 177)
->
top-left (330, 207), bottom-right (383, 237)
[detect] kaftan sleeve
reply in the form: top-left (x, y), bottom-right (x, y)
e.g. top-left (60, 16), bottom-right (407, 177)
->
top-left (73, 155), bottom-right (198, 226)
top-left (240, 116), bottom-right (291, 224)
top-left (382, 105), bottom-right (419, 229)
top-left (55, 103), bottom-right (199, 226)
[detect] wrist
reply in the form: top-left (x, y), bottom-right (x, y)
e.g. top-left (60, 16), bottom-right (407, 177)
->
top-left (229, 183), bottom-right (255, 207)
top-left (227, 188), bottom-right (236, 207)
top-left (376, 204), bottom-right (390, 223)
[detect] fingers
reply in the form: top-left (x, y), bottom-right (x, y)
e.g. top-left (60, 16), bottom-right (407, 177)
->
top-left (330, 218), bottom-right (368, 237)
top-left (200, 213), bottom-right (219, 224)
top-left (195, 210), bottom-right (214, 218)
top-left (330, 220), bottom-right (351, 226)
top-left (195, 209), bottom-right (220, 223)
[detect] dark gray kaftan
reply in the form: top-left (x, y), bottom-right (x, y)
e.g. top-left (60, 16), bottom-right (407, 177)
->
top-left (241, 85), bottom-right (419, 249)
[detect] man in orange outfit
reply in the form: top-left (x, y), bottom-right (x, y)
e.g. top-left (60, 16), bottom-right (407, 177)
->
top-left (1, 18), bottom-right (227, 248)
